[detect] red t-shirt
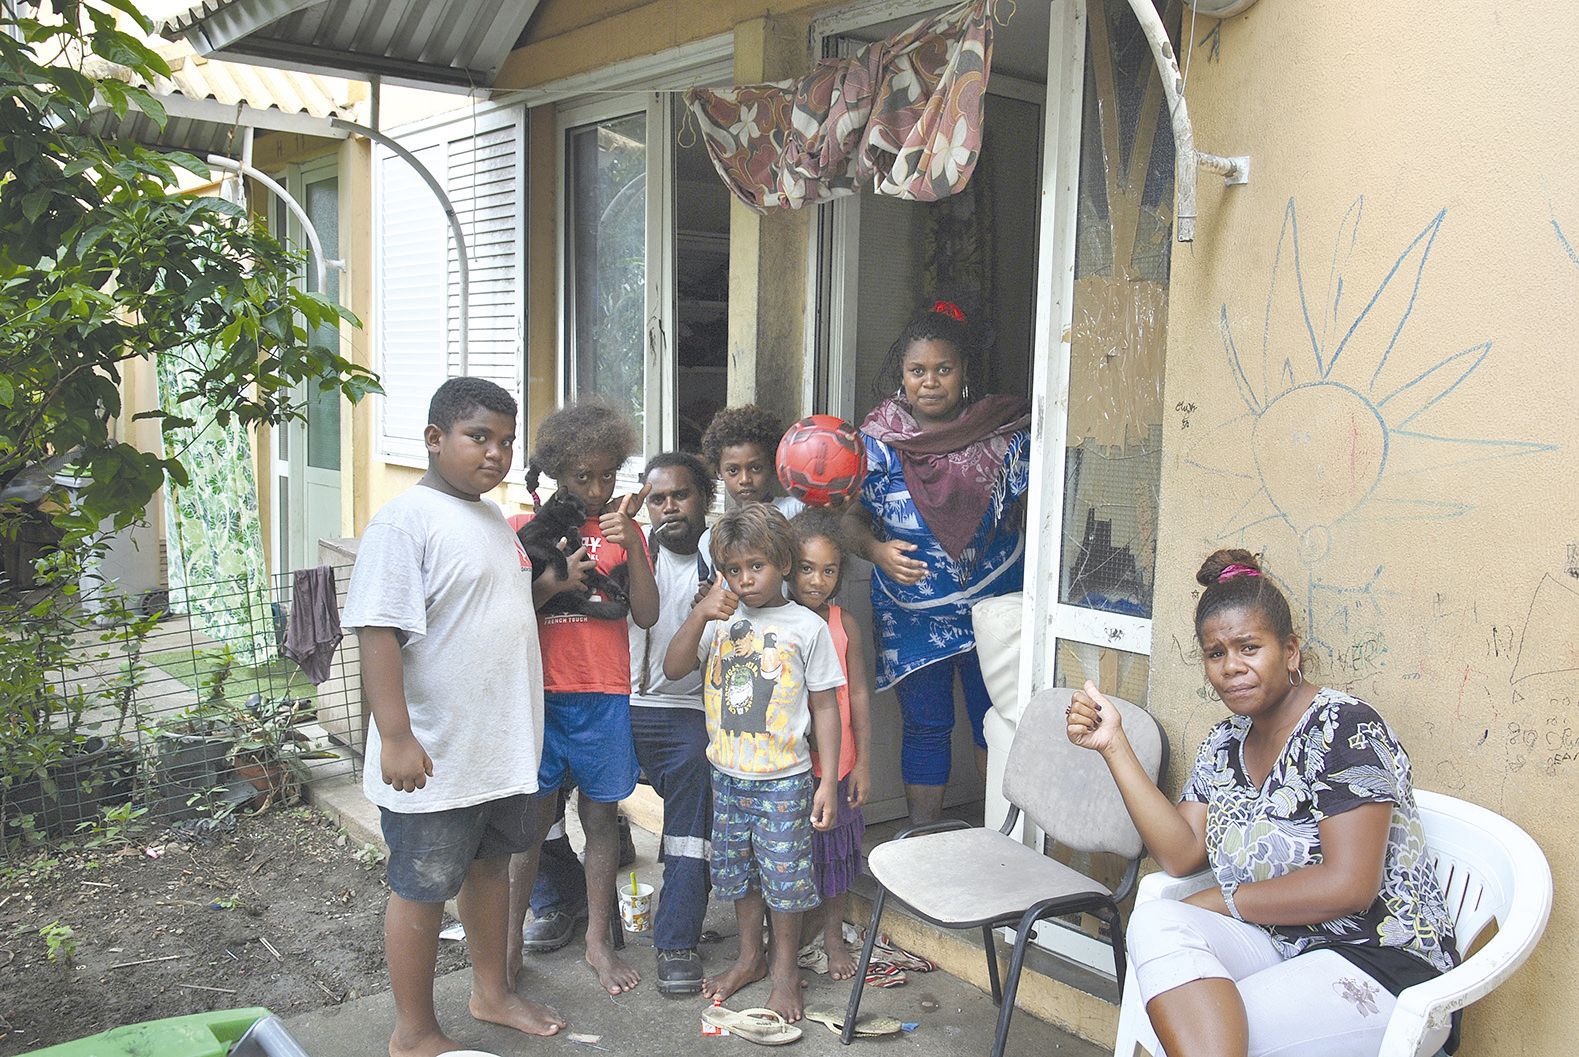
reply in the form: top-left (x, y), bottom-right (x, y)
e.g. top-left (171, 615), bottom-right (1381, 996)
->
top-left (509, 511), bottom-right (646, 695)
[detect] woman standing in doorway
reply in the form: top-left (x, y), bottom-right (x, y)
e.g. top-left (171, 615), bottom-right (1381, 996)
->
top-left (844, 298), bottom-right (1031, 824)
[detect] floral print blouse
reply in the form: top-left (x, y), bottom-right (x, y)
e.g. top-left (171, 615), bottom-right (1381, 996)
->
top-left (1180, 688), bottom-right (1458, 973)
top-left (857, 429), bottom-right (1029, 691)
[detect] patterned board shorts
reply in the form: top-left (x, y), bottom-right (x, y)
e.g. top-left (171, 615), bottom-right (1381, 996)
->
top-left (710, 770), bottom-right (821, 913)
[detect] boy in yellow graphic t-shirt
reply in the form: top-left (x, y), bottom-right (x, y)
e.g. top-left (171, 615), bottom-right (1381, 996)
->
top-left (665, 503), bottom-right (844, 1024)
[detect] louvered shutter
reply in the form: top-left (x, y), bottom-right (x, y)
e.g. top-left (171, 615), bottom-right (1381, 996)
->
top-left (374, 138), bottom-right (448, 462)
top-left (374, 103), bottom-right (526, 463)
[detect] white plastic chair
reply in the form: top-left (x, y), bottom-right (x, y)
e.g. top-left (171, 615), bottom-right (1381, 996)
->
top-left (1110, 789), bottom-right (1552, 1057)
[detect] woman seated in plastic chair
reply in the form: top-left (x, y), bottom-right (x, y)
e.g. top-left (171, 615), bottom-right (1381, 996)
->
top-left (1066, 549), bottom-right (1460, 1057)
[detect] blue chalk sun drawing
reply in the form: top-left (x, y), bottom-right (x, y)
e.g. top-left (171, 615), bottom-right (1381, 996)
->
top-left (1188, 198), bottom-right (1553, 656)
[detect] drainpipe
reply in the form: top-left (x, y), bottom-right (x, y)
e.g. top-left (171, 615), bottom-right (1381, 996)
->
top-left (1122, 0), bottom-right (1249, 242)
top-left (330, 116), bottom-right (470, 373)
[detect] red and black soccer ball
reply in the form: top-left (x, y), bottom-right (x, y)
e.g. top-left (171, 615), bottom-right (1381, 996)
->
top-left (776, 414), bottom-right (866, 507)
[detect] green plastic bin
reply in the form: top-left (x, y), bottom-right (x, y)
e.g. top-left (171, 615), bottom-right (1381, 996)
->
top-left (20, 1008), bottom-right (270, 1057)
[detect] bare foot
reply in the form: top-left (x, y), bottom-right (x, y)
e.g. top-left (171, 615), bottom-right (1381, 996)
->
top-left (826, 939), bottom-right (858, 981)
top-left (389, 1025), bottom-right (461, 1057)
top-left (468, 991), bottom-right (566, 1037)
top-left (766, 974), bottom-right (805, 1023)
top-left (586, 941), bottom-right (641, 995)
top-left (701, 954), bottom-right (767, 1003)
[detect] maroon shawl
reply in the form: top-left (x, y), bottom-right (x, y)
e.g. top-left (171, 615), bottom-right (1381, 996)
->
top-left (862, 394), bottom-right (1031, 560)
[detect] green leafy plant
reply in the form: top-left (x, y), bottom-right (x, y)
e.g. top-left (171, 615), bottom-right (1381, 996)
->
top-left (75, 800), bottom-right (147, 849)
top-left (0, 2), bottom-right (376, 552)
top-left (353, 842), bottom-right (388, 871)
top-left (0, 0), bottom-right (378, 849)
top-left (39, 920), bottom-right (77, 965)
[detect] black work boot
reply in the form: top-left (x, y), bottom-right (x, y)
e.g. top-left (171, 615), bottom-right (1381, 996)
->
top-left (521, 906), bottom-right (586, 953)
top-left (655, 947), bottom-right (704, 995)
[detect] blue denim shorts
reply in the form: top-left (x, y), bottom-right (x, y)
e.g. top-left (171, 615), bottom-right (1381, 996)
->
top-left (538, 692), bottom-right (640, 803)
top-left (710, 770), bottom-right (820, 913)
top-left (380, 794), bottom-right (535, 903)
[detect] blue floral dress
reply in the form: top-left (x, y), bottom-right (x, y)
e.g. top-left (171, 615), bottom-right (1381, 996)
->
top-left (1181, 688), bottom-right (1458, 975)
top-left (858, 429), bottom-right (1030, 691)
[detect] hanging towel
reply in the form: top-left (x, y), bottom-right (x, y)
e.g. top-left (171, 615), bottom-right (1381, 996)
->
top-left (284, 565), bottom-right (343, 684)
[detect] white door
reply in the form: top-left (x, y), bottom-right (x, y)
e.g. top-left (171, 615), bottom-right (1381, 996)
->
top-left (558, 87), bottom-right (735, 473)
top-left (273, 160), bottom-right (344, 572)
top-left (815, 0), bottom-right (1177, 935)
top-left (816, 9), bottom-right (1050, 824)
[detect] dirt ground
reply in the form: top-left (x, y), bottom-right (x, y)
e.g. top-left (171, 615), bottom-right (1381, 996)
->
top-left (0, 806), bottom-right (460, 1055)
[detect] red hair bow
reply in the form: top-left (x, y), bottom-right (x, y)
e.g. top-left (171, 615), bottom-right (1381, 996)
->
top-left (931, 299), bottom-right (966, 322)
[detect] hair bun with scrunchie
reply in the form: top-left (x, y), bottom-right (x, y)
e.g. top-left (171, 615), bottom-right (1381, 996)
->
top-left (1195, 548), bottom-right (1262, 588)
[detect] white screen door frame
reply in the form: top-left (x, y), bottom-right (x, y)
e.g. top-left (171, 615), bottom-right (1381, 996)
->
top-left (812, 0), bottom-right (1163, 978)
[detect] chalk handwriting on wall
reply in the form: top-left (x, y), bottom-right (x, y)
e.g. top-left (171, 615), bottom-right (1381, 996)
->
top-left (1188, 198), bottom-right (1555, 669)
top-left (1553, 216), bottom-right (1579, 269)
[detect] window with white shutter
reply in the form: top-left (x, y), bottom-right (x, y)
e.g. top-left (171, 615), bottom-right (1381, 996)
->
top-left (374, 103), bottom-right (526, 464)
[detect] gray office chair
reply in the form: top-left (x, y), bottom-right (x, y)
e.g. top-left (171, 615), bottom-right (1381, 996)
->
top-left (842, 686), bottom-right (1167, 1057)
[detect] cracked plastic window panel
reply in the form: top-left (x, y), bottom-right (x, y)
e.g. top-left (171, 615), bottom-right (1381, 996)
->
top-left (1059, 0), bottom-right (1177, 620)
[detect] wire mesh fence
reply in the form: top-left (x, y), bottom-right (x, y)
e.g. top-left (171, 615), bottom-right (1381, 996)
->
top-left (1, 563), bottom-right (362, 853)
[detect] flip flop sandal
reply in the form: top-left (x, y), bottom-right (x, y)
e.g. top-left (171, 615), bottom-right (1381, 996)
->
top-left (863, 962), bottom-right (908, 988)
top-left (700, 1006), bottom-right (804, 1046)
top-left (871, 935), bottom-right (936, 972)
top-left (803, 1008), bottom-right (905, 1037)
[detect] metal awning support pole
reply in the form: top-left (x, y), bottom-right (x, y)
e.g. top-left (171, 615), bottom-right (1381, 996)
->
top-left (330, 115), bottom-right (469, 373)
top-left (1122, 0), bottom-right (1249, 242)
top-left (206, 154), bottom-right (339, 291)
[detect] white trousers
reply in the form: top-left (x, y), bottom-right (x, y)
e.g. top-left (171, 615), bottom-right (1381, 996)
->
top-left (1126, 900), bottom-right (1449, 1057)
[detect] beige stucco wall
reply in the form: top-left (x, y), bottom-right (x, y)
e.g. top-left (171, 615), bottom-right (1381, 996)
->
top-left (1150, 2), bottom-right (1579, 1052)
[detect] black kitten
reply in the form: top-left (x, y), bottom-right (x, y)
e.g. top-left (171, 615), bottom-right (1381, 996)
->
top-left (516, 490), bottom-right (630, 620)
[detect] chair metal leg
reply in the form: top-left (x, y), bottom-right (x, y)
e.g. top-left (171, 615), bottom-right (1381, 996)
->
top-left (1104, 902), bottom-right (1126, 995)
top-left (981, 925), bottom-right (1002, 1005)
top-left (992, 920), bottom-right (1038, 1057)
top-left (841, 888), bottom-right (888, 1046)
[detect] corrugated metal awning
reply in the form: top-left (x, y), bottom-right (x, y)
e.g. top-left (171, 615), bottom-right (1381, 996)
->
top-left (87, 44), bottom-right (355, 154)
top-left (157, 0), bottom-right (543, 90)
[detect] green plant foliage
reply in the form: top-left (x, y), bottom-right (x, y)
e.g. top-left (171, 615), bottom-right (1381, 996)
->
top-left (0, 0), bottom-right (378, 549)
top-left (75, 800), bottom-right (147, 848)
top-left (0, 1), bottom-right (378, 850)
top-left (39, 919), bottom-right (77, 964)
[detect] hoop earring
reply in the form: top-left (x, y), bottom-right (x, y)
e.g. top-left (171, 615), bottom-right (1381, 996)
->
top-left (1289, 669), bottom-right (1304, 688)
top-left (1205, 683), bottom-right (1220, 702)
top-left (894, 386), bottom-right (904, 401)
top-left (962, 384), bottom-right (972, 403)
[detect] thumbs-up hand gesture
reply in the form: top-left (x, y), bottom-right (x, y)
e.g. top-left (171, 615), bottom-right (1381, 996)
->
top-left (696, 574), bottom-right (739, 623)
top-left (599, 483), bottom-right (651, 551)
top-left (1066, 680), bottom-right (1124, 756)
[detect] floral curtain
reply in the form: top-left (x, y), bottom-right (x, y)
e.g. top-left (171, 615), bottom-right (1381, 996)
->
top-left (156, 341), bottom-right (276, 666)
top-left (685, 0), bottom-right (997, 211)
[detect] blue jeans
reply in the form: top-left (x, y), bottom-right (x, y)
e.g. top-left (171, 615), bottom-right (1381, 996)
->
top-left (893, 649), bottom-right (993, 786)
top-left (530, 707), bottom-right (712, 952)
top-left (632, 706), bottom-right (712, 951)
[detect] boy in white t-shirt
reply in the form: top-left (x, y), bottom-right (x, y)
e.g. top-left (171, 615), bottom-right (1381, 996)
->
top-left (343, 378), bottom-right (589, 1057)
top-left (663, 503), bottom-right (844, 1024)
